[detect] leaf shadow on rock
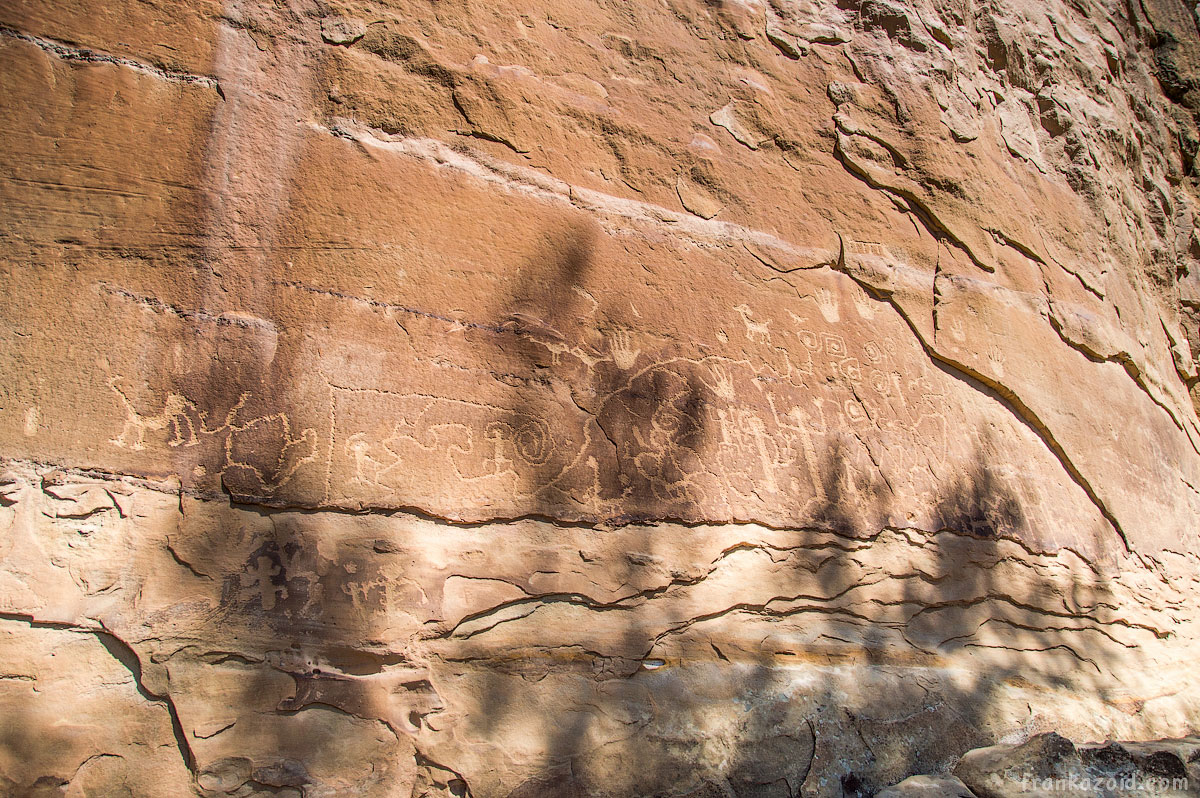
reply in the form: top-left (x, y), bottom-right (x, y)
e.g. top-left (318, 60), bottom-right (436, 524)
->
top-left (458, 219), bottom-right (1125, 798)
top-left (128, 219), bottom-right (1126, 798)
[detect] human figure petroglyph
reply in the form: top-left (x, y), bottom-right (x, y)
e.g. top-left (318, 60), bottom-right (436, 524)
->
top-left (744, 412), bottom-right (781, 493)
top-left (710, 396), bottom-right (834, 506)
top-left (780, 405), bottom-right (829, 503)
top-left (342, 576), bottom-right (390, 613)
top-left (331, 389), bottom-right (583, 504)
top-left (321, 309), bottom-right (954, 521)
top-left (595, 363), bottom-right (717, 508)
top-left (243, 551), bottom-right (287, 612)
top-left (347, 432), bottom-right (383, 487)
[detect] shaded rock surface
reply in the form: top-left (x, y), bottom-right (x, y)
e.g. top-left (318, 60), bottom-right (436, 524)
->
top-left (873, 732), bottom-right (1200, 797)
top-left (877, 775), bottom-right (978, 797)
top-left (952, 732), bottom-right (1200, 797)
top-left (1, 0), bottom-right (1199, 795)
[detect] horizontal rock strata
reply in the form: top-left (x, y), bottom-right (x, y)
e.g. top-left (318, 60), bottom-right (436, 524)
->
top-left (2, 0), bottom-right (1200, 795)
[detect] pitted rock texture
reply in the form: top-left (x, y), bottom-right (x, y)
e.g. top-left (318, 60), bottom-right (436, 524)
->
top-left (876, 775), bottom-right (977, 798)
top-left (1, 0), bottom-right (1200, 796)
top-left (952, 732), bottom-right (1200, 797)
top-left (871, 733), bottom-right (1200, 797)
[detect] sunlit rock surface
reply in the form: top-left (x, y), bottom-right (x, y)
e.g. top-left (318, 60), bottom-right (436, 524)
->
top-left (1, 0), bottom-right (1199, 795)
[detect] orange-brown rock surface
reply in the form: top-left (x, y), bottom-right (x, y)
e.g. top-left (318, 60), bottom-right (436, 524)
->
top-left (2, 0), bottom-right (1200, 795)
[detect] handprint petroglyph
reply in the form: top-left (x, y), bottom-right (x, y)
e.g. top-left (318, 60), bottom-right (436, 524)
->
top-left (947, 317), bottom-right (967, 343)
top-left (608, 328), bottom-right (641, 370)
top-left (851, 290), bottom-right (877, 320)
top-left (813, 287), bottom-right (840, 323)
top-left (709, 364), bottom-right (737, 401)
top-left (985, 344), bottom-right (1006, 377)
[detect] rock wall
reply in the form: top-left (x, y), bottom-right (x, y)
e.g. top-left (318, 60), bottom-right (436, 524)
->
top-left (1, 0), bottom-right (1200, 796)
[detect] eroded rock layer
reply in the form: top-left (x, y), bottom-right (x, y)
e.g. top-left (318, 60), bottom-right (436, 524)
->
top-left (1, 0), bottom-right (1199, 795)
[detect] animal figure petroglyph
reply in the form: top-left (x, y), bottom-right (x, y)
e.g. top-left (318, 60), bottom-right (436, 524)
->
top-left (107, 376), bottom-right (316, 492)
top-left (734, 304), bottom-right (771, 344)
top-left (224, 413), bottom-right (319, 493)
top-left (322, 326), bottom-right (953, 522)
top-left (108, 375), bottom-right (229, 451)
top-left (347, 432), bottom-right (383, 487)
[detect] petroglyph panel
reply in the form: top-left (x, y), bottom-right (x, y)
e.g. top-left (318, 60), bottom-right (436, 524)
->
top-left (306, 263), bottom-right (956, 528)
top-left (326, 384), bottom-right (599, 513)
top-left (5, 0), bottom-right (1200, 793)
top-left (298, 261), bottom-right (1110, 550)
top-left (0, 87), bottom-right (1151, 559)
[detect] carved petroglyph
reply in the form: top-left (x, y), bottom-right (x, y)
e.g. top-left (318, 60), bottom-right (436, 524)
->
top-left (308, 280), bottom-right (956, 527)
top-left (985, 344), bottom-right (1007, 378)
top-left (814, 287), bottom-right (841, 323)
top-left (107, 375), bottom-right (318, 493)
top-left (734, 303), bottom-right (772, 344)
top-left (278, 664), bottom-right (445, 735)
top-left (108, 376), bottom-right (216, 451)
top-left (22, 407), bottom-right (38, 437)
top-left (328, 387), bottom-right (592, 509)
top-left (90, 268), bottom-right (957, 527)
top-left (224, 413), bottom-right (319, 495)
top-left (847, 240), bottom-right (888, 257)
top-left (607, 328), bottom-right (641, 370)
top-left (222, 518), bottom-right (429, 637)
top-left (241, 547), bottom-right (291, 613)
top-left (708, 364), bottom-right (737, 401)
top-left (851, 290), bottom-right (878, 320)
top-left (496, 416), bottom-right (554, 466)
top-left (8, 0), bottom-right (1200, 792)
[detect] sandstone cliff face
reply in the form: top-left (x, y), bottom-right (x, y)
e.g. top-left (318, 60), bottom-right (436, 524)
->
top-left (2, 0), bottom-right (1200, 795)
